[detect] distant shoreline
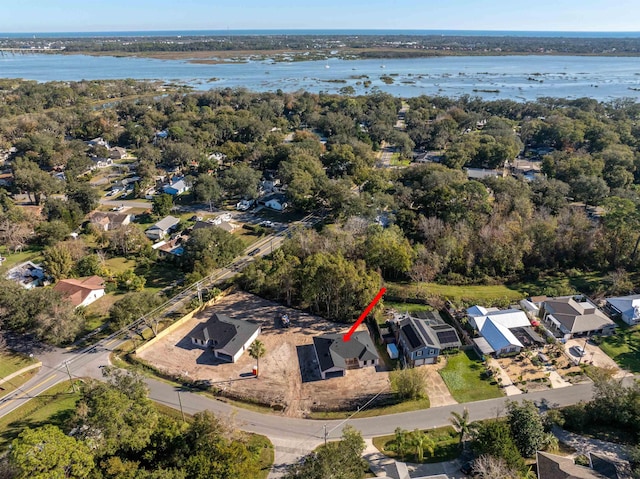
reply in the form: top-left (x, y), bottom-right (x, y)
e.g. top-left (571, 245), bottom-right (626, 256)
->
top-left (9, 48), bottom-right (640, 63)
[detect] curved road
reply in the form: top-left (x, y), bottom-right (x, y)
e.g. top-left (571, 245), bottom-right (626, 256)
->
top-left (0, 333), bottom-right (610, 478)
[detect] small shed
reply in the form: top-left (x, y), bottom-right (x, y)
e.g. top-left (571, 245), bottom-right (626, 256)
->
top-left (387, 343), bottom-right (399, 360)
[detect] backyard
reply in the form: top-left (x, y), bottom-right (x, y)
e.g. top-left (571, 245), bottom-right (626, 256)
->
top-left (438, 350), bottom-right (503, 403)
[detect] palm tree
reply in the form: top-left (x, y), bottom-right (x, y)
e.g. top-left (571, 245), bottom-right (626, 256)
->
top-left (248, 339), bottom-right (266, 378)
top-left (450, 408), bottom-right (477, 452)
top-left (409, 430), bottom-right (434, 462)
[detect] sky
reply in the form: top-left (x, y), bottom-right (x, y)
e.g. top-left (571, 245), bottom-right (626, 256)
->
top-left (1, 0), bottom-right (639, 33)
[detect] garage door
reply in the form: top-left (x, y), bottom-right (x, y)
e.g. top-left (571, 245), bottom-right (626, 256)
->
top-left (216, 352), bottom-right (233, 362)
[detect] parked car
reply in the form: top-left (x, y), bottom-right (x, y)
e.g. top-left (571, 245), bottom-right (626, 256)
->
top-left (460, 461), bottom-right (478, 476)
top-left (573, 345), bottom-right (586, 357)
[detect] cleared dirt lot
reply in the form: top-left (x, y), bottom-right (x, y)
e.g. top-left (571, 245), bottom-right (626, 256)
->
top-left (137, 291), bottom-right (391, 417)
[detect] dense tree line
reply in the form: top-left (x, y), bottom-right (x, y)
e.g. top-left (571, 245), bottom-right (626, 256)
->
top-left (3, 82), bottom-right (640, 322)
top-left (5, 34), bottom-right (640, 57)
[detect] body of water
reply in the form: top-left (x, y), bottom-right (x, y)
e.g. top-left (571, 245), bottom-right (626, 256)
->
top-left (1, 53), bottom-right (640, 101)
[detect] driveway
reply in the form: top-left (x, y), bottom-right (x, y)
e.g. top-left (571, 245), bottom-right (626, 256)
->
top-left (564, 339), bottom-right (629, 378)
top-left (424, 362), bottom-right (457, 407)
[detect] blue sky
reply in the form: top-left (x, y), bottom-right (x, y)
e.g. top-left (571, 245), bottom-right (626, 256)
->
top-left (1, 0), bottom-right (639, 32)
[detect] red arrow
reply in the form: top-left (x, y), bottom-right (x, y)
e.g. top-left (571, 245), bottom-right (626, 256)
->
top-left (343, 287), bottom-right (386, 342)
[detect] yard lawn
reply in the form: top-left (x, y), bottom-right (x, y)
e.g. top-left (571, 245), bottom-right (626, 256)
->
top-left (0, 351), bottom-right (38, 378)
top-left (0, 246), bottom-right (43, 271)
top-left (439, 351), bottom-right (503, 403)
top-left (599, 325), bottom-right (640, 373)
top-left (0, 380), bottom-right (80, 450)
top-left (138, 261), bottom-right (184, 292)
top-left (104, 257), bottom-right (136, 275)
top-left (80, 292), bottom-right (123, 335)
top-left (233, 228), bottom-right (263, 247)
top-left (372, 425), bottom-right (461, 464)
top-left (385, 301), bottom-right (433, 314)
top-left (390, 153), bottom-right (411, 167)
top-left (386, 281), bottom-right (524, 305)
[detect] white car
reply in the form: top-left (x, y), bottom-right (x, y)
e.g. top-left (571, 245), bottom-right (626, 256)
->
top-left (573, 345), bottom-right (586, 357)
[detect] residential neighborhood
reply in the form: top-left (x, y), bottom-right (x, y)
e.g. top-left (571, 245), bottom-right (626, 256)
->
top-left (1, 75), bottom-right (640, 479)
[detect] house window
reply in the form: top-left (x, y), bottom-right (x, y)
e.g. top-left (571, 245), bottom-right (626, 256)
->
top-left (416, 351), bottom-right (422, 357)
top-left (428, 349), bottom-right (435, 355)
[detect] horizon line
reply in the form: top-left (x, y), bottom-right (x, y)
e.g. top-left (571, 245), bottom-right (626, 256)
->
top-left (2, 28), bottom-right (640, 35)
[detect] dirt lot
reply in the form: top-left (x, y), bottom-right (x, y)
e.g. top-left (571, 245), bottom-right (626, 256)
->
top-left (136, 292), bottom-right (391, 417)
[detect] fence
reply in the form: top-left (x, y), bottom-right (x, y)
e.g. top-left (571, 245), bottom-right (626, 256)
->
top-left (134, 286), bottom-right (235, 355)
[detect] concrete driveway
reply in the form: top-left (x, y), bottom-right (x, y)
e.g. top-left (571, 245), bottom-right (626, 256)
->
top-left (564, 339), bottom-right (629, 378)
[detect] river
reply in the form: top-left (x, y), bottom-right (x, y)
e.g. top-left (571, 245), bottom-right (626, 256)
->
top-left (1, 52), bottom-right (640, 101)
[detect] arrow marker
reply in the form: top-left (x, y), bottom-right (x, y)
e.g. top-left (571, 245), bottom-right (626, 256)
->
top-left (343, 287), bottom-right (386, 342)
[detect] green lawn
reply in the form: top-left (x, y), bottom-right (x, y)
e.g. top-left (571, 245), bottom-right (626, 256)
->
top-left (390, 153), bottom-right (411, 167)
top-left (372, 425), bottom-right (461, 464)
top-left (386, 281), bottom-right (524, 306)
top-left (598, 325), bottom-right (640, 373)
top-left (0, 380), bottom-right (81, 450)
top-left (104, 256), bottom-right (137, 275)
top-left (439, 350), bottom-right (503, 403)
top-left (0, 246), bottom-right (43, 271)
top-left (385, 301), bottom-right (433, 314)
top-left (0, 352), bottom-right (38, 378)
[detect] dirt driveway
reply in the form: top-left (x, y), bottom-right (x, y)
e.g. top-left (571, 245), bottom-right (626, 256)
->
top-left (564, 339), bottom-right (629, 378)
top-left (136, 292), bottom-right (392, 417)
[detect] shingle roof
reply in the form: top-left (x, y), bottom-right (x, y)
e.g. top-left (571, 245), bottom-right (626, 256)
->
top-left (544, 297), bottom-right (614, 334)
top-left (149, 215), bottom-right (180, 232)
top-left (190, 313), bottom-right (260, 357)
top-left (53, 276), bottom-right (104, 307)
top-left (313, 332), bottom-right (378, 373)
top-left (536, 452), bottom-right (608, 479)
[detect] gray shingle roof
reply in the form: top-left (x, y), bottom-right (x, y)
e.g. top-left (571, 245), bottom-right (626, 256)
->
top-left (191, 313), bottom-right (260, 357)
top-left (313, 332), bottom-right (378, 373)
top-left (149, 215), bottom-right (180, 232)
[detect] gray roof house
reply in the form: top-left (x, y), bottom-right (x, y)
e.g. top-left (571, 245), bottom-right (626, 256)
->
top-left (312, 332), bottom-right (379, 380)
top-left (145, 216), bottom-right (180, 241)
top-left (190, 313), bottom-right (261, 363)
top-left (536, 451), bottom-right (623, 479)
top-left (605, 294), bottom-right (640, 326)
top-left (541, 296), bottom-right (616, 339)
top-left (396, 315), bottom-right (461, 366)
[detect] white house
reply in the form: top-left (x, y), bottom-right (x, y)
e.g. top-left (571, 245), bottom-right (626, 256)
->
top-left (145, 216), bottom-right (180, 240)
top-left (53, 276), bottom-right (105, 308)
top-left (606, 294), bottom-right (640, 326)
top-left (190, 313), bottom-right (261, 363)
top-left (5, 261), bottom-right (46, 289)
top-left (163, 179), bottom-right (189, 196)
top-left (467, 306), bottom-right (538, 357)
top-left (261, 193), bottom-right (288, 211)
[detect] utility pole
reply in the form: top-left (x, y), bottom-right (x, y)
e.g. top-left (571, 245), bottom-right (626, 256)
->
top-left (323, 424), bottom-right (328, 446)
top-left (177, 390), bottom-right (185, 423)
top-left (197, 282), bottom-right (202, 304)
top-left (577, 337), bottom-right (589, 365)
top-left (64, 361), bottom-right (76, 392)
